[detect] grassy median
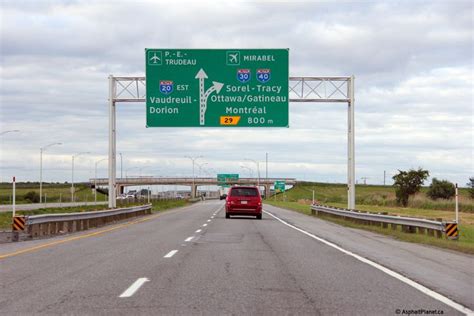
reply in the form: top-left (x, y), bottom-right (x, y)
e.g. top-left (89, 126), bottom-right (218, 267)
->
top-left (0, 182), bottom-right (107, 205)
top-left (0, 199), bottom-right (189, 230)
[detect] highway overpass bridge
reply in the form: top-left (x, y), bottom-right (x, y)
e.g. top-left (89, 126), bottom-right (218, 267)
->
top-left (91, 177), bottom-right (297, 197)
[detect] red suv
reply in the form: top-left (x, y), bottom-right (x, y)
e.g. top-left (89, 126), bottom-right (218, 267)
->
top-left (225, 186), bottom-right (262, 219)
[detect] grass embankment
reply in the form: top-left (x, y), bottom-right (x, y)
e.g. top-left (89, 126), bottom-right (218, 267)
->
top-left (0, 199), bottom-right (189, 230)
top-left (266, 182), bottom-right (474, 254)
top-left (0, 182), bottom-right (107, 205)
top-left (285, 181), bottom-right (473, 212)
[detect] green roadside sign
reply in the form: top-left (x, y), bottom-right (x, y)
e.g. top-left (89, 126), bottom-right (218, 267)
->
top-left (274, 180), bottom-right (286, 193)
top-left (217, 174), bottom-right (239, 184)
top-left (145, 49), bottom-right (289, 127)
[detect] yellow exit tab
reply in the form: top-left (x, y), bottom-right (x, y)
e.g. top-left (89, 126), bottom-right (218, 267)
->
top-left (220, 116), bottom-right (241, 126)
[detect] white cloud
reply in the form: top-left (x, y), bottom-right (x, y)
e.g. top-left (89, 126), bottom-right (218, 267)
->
top-left (0, 0), bottom-right (473, 187)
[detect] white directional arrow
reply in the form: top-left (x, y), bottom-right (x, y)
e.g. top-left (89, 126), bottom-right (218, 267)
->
top-left (204, 81), bottom-right (224, 99)
top-left (195, 68), bottom-right (224, 126)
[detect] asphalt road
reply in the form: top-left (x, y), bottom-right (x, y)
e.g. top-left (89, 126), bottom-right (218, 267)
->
top-left (0, 201), bottom-right (472, 315)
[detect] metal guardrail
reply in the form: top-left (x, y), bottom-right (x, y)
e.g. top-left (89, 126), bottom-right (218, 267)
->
top-left (311, 204), bottom-right (445, 232)
top-left (21, 204), bottom-right (153, 239)
top-left (26, 204), bottom-right (151, 225)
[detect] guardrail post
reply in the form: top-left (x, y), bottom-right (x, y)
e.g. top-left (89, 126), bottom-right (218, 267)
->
top-left (31, 224), bottom-right (39, 237)
top-left (436, 218), bottom-right (443, 238)
top-left (53, 222), bottom-right (59, 235)
top-left (67, 220), bottom-right (74, 232)
top-left (381, 213), bottom-right (388, 228)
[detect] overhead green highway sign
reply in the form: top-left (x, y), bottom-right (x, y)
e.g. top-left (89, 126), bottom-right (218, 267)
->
top-left (145, 49), bottom-right (289, 127)
top-left (274, 180), bottom-right (286, 193)
top-left (217, 174), bottom-right (239, 184)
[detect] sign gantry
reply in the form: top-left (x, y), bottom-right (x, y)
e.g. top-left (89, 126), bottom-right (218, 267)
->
top-left (107, 49), bottom-right (355, 209)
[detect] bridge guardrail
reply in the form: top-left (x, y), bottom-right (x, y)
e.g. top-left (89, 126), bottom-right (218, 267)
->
top-left (25, 204), bottom-right (152, 238)
top-left (311, 204), bottom-right (451, 238)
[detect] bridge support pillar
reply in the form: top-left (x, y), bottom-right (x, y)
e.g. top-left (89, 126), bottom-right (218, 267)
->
top-left (264, 184), bottom-right (271, 199)
top-left (191, 185), bottom-right (197, 199)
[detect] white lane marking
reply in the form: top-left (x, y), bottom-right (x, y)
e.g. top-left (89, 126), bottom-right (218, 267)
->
top-left (207, 219), bottom-right (211, 222)
top-left (164, 250), bottom-right (178, 258)
top-left (263, 210), bottom-right (474, 315)
top-left (185, 236), bottom-right (194, 242)
top-left (195, 229), bottom-right (202, 233)
top-left (211, 216), bottom-right (214, 219)
top-left (119, 278), bottom-right (149, 298)
top-left (202, 223), bottom-right (208, 227)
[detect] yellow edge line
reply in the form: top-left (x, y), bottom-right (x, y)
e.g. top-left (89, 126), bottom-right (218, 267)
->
top-left (0, 213), bottom-right (163, 260)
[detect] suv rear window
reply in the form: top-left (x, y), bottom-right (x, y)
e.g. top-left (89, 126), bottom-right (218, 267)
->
top-left (230, 188), bottom-right (258, 197)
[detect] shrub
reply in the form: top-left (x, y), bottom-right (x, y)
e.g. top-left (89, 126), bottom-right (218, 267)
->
top-left (427, 178), bottom-right (455, 200)
top-left (24, 191), bottom-right (40, 203)
top-left (392, 168), bottom-right (429, 207)
top-left (468, 177), bottom-right (474, 199)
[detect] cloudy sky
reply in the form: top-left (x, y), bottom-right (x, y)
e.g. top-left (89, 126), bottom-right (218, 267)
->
top-left (0, 0), bottom-right (473, 187)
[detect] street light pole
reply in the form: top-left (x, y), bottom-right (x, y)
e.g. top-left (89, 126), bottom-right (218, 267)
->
top-left (39, 142), bottom-right (62, 203)
top-left (119, 153), bottom-right (123, 179)
top-left (72, 152), bottom-right (90, 202)
top-left (185, 155), bottom-right (203, 198)
top-left (266, 152), bottom-right (268, 183)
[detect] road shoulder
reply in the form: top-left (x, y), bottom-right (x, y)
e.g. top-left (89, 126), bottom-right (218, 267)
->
top-left (263, 203), bottom-right (474, 310)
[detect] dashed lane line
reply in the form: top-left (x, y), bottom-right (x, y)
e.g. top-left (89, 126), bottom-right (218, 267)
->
top-left (164, 250), bottom-right (178, 258)
top-left (119, 278), bottom-right (149, 298)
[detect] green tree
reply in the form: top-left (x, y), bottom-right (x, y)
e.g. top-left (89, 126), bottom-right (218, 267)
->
top-left (392, 168), bottom-right (429, 207)
top-left (468, 177), bottom-right (474, 199)
top-left (24, 191), bottom-right (40, 203)
top-left (427, 178), bottom-right (455, 200)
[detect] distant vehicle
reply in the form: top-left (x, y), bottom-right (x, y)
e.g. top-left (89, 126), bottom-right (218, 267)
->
top-left (126, 194), bottom-right (135, 199)
top-left (219, 187), bottom-right (229, 200)
top-left (225, 186), bottom-right (262, 220)
top-left (117, 195), bottom-right (127, 200)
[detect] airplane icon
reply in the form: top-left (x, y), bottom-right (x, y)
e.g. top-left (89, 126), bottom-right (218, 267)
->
top-left (150, 53), bottom-right (161, 64)
top-left (227, 51), bottom-right (240, 65)
top-left (229, 53), bottom-right (239, 63)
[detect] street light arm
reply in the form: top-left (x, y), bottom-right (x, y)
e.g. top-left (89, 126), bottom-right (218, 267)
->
top-left (73, 151), bottom-right (91, 158)
top-left (41, 142), bottom-right (62, 151)
top-left (0, 130), bottom-right (20, 136)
